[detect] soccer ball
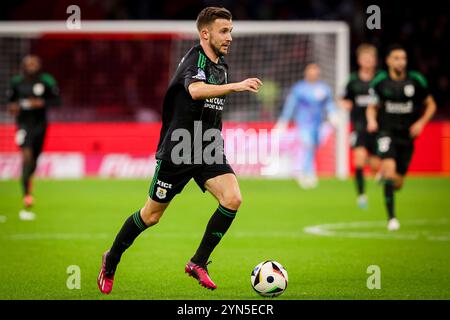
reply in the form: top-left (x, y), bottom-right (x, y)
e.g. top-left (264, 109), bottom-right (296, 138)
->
top-left (251, 260), bottom-right (288, 297)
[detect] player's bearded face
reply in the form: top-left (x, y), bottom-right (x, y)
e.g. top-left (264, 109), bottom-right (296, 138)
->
top-left (387, 50), bottom-right (407, 74)
top-left (23, 57), bottom-right (41, 75)
top-left (208, 19), bottom-right (233, 56)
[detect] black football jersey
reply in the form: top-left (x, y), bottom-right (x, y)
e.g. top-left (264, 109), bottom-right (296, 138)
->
top-left (7, 73), bottom-right (60, 127)
top-left (156, 44), bottom-right (229, 163)
top-left (343, 71), bottom-right (379, 131)
top-left (370, 70), bottom-right (430, 136)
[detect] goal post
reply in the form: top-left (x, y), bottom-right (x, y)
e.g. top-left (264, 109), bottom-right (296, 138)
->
top-left (0, 20), bottom-right (350, 178)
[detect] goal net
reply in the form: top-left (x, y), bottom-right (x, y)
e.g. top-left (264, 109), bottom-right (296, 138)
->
top-left (0, 21), bottom-right (349, 179)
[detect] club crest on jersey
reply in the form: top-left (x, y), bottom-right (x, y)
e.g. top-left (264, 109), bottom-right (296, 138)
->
top-left (208, 74), bottom-right (218, 84)
top-left (192, 68), bottom-right (206, 81)
top-left (404, 84), bottom-right (415, 97)
top-left (33, 83), bottom-right (45, 96)
top-left (156, 187), bottom-right (167, 199)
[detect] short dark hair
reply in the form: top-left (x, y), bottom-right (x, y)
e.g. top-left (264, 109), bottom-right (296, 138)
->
top-left (386, 44), bottom-right (406, 57)
top-left (196, 7), bottom-right (232, 31)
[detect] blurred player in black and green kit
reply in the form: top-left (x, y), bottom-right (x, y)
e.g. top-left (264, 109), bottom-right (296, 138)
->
top-left (97, 7), bottom-right (262, 294)
top-left (367, 45), bottom-right (436, 231)
top-left (6, 55), bottom-right (60, 220)
top-left (341, 44), bottom-right (381, 209)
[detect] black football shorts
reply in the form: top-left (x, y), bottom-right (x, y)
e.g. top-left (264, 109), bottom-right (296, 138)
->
top-left (350, 130), bottom-right (378, 155)
top-left (15, 124), bottom-right (46, 157)
top-left (148, 159), bottom-right (235, 203)
top-left (376, 133), bottom-right (414, 175)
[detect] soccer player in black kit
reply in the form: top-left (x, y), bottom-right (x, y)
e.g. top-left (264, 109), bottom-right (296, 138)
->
top-left (367, 45), bottom-right (436, 231)
top-left (98, 7), bottom-right (262, 294)
top-left (341, 44), bottom-right (381, 209)
top-left (7, 55), bottom-right (60, 219)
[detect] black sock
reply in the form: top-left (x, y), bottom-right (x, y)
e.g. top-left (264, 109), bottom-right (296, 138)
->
top-left (105, 210), bottom-right (148, 275)
top-left (191, 204), bottom-right (237, 266)
top-left (355, 168), bottom-right (365, 195)
top-left (384, 180), bottom-right (395, 220)
top-left (21, 158), bottom-right (36, 196)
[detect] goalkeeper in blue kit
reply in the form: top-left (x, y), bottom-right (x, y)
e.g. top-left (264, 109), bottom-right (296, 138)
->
top-left (275, 63), bottom-right (338, 188)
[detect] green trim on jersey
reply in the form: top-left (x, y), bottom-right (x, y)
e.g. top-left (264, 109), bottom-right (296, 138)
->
top-left (345, 72), bottom-right (358, 87)
top-left (349, 72), bottom-right (358, 82)
top-left (373, 70), bottom-right (384, 77)
top-left (408, 71), bottom-right (428, 89)
top-left (148, 160), bottom-right (162, 197)
top-left (40, 73), bottom-right (57, 87)
top-left (197, 52), bottom-right (207, 70)
top-left (369, 70), bottom-right (388, 88)
top-left (11, 75), bottom-right (23, 86)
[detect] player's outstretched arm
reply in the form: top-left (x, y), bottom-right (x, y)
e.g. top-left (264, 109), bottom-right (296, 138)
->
top-left (188, 78), bottom-right (262, 100)
top-left (366, 104), bottom-right (378, 133)
top-left (273, 90), bottom-right (296, 131)
top-left (409, 95), bottom-right (437, 138)
top-left (14, 97), bottom-right (45, 110)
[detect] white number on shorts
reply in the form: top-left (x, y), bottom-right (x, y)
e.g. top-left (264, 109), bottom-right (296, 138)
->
top-left (15, 129), bottom-right (27, 146)
top-left (378, 136), bottom-right (391, 153)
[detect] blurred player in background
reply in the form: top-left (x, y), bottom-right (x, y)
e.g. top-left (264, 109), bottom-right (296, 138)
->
top-left (340, 44), bottom-right (381, 209)
top-left (6, 55), bottom-right (60, 220)
top-left (275, 63), bottom-right (338, 189)
top-left (97, 7), bottom-right (262, 294)
top-left (367, 45), bottom-right (436, 230)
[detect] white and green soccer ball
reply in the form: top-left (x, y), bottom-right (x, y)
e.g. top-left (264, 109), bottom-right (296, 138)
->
top-left (251, 260), bottom-right (288, 297)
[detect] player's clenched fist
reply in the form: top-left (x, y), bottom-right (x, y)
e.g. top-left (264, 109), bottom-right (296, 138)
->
top-left (234, 78), bottom-right (263, 93)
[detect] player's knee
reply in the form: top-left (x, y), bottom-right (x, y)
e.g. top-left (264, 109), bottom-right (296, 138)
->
top-left (394, 180), bottom-right (404, 191)
top-left (353, 157), bottom-right (363, 168)
top-left (382, 167), bottom-right (396, 180)
top-left (140, 206), bottom-right (164, 226)
top-left (222, 193), bottom-right (242, 210)
top-left (22, 153), bottom-right (33, 165)
top-left (353, 151), bottom-right (365, 167)
top-left (141, 211), bottom-right (161, 226)
top-left (146, 214), bottom-right (161, 226)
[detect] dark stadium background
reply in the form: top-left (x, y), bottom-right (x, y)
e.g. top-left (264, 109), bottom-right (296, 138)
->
top-left (0, 0), bottom-right (448, 119)
top-left (0, 0), bottom-right (448, 177)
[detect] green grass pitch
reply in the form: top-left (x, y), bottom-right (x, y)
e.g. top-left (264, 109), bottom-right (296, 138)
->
top-left (1, 177), bottom-right (449, 299)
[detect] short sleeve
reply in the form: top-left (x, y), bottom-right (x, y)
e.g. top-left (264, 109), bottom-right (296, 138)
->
top-left (7, 76), bottom-right (20, 102)
top-left (41, 73), bottom-right (60, 96)
top-left (40, 73), bottom-right (61, 107)
top-left (182, 50), bottom-right (207, 92)
top-left (342, 79), bottom-right (354, 100)
top-left (410, 71), bottom-right (430, 101)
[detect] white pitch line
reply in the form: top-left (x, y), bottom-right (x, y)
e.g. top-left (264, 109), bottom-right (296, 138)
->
top-left (3, 233), bottom-right (110, 240)
top-left (2, 220), bottom-right (449, 242)
top-left (1, 230), bottom-right (306, 241)
top-left (303, 219), bottom-right (450, 242)
top-left (0, 216), bottom-right (6, 223)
